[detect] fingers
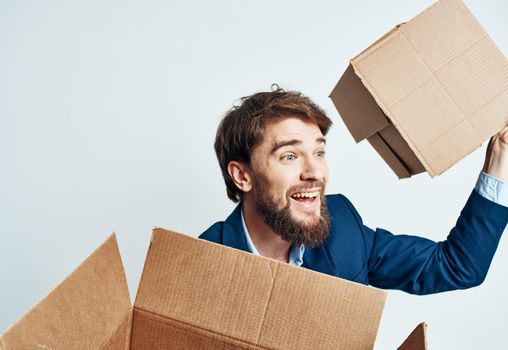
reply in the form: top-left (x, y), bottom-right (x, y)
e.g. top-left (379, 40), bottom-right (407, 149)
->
top-left (483, 124), bottom-right (508, 182)
top-left (497, 124), bottom-right (508, 144)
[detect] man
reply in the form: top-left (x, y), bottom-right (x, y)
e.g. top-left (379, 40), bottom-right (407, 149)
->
top-left (199, 87), bottom-right (508, 295)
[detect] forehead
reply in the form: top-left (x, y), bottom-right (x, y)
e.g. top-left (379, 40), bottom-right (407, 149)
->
top-left (261, 117), bottom-right (324, 145)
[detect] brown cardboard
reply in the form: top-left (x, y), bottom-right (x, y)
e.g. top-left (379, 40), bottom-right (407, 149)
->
top-left (0, 229), bottom-right (426, 349)
top-left (133, 228), bottom-right (386, 349)
top-left (0, 235), bottom-right (131, 350)
top-left (330, 0), bottom-right (508, 178)
top-left (398, 323), bottom-right (428, 350)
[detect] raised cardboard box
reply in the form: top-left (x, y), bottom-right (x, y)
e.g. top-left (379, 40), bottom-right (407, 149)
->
top-left (330, 0), bottom-right (508, 178)
top-left (0, 229), bottom-right (426, 349)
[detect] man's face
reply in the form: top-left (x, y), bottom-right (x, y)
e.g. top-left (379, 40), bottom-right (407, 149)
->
top-left (248, 117), bottom-right (330, 246)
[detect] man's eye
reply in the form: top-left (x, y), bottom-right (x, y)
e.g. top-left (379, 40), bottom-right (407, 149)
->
top-left (315, 151), bottom-right (326, 157)
top-left (282, 154), bottom-right (296, 161)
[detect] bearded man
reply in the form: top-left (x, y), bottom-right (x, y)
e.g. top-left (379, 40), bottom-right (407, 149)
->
top-left (199, 87), bottom-right (508, 295)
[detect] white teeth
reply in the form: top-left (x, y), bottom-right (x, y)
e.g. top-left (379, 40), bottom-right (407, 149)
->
top-left (292, 191), bottom-right (319, 198)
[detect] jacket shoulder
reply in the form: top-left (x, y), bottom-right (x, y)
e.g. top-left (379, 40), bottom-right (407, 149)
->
top-left (199, 221), bottom-right (224, 244)
top-left (325, 193), bottom-right (363, 222)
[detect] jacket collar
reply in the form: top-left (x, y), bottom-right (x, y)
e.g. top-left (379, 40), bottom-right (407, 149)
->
top-left (222, 203), bottom-right (251, 252)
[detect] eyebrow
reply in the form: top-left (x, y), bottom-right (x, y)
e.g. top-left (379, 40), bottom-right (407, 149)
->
top-left (271, 137), bottom-right (326, 153)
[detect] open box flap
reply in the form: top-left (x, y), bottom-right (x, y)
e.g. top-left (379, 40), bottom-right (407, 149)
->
top-left (0, 234), bottom-right (131, 350)
top-left (398, 322), bottom-right (428, 350)
top-left (330, 64), bottom-right (391, 143)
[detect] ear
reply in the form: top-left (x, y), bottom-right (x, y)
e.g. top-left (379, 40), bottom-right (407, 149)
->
top-left (227, 161), bottom-right (253, 193)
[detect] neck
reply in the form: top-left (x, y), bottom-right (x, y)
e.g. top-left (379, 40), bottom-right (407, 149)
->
top-left (242, 198), bottom-right (291, 262)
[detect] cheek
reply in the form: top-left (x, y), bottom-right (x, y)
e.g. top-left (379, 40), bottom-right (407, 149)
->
top-left (270, 179), bottom-right (291, 198)
top-left (322, 162), bottom-right (330, 182)
top-left (264, 162), bottom-right (295, 183)
top-left (265, 175), bottom-right (294, 200)
top-left (278, 173), bottom-right (299, 190)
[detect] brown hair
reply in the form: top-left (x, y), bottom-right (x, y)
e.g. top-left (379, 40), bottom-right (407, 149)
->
top-left (215, 86), bottom-right (333, 202)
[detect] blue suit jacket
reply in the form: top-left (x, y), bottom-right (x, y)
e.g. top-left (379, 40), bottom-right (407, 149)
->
top-left (199, 191), bottom-right (508, 295)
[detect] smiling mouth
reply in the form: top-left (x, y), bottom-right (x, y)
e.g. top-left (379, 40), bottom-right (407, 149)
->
top-left (290, 191), bottom-right (320, 203)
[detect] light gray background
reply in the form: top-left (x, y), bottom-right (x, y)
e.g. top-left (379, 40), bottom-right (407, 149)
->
top-left (1, 0), bottom-right (507, 348)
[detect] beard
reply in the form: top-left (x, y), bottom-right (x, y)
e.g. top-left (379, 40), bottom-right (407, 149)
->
top-left (253, 176), bottom-right (330, 247)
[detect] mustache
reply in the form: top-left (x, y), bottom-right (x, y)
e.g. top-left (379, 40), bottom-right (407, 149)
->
top-left (287, 181), bottom-right (326, 195)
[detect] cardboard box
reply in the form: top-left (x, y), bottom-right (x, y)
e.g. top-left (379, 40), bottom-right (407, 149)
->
top-left (0, 228), bottom-right (426, 349)
top-left (330, 0), bottom-right (508, 178)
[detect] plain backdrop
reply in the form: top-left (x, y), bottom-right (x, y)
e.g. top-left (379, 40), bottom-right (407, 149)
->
top-left (1, 0), bottom-right (507, 348)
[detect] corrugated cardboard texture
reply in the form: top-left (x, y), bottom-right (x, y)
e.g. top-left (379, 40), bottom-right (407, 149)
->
top-left (130, 309), bottom-right (260, 350)
top-left (331, 0), bottom-right (508, 177)
top-left (100, 313), bottom-right (132, 350)
top-left (132, 228), bottom-right (386, 349)
top-left (0, 234), bottom-right (131, 350)
top-left (398, 323), bottom-right (428, 350)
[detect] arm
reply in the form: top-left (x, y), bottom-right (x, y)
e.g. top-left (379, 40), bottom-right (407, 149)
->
top-left (366, 127), bottom-right (508, 295)
top-left (366, 190), bottom-right (508, 294)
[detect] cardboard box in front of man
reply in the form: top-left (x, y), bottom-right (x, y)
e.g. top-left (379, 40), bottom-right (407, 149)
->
top-left (0, 228), bottom-right (426, 349)
top-left (330, 0), bottom-right (508, 178)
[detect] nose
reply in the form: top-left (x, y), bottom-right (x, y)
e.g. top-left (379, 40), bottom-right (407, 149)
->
top-left (300, 156), bottom-right (326, 182)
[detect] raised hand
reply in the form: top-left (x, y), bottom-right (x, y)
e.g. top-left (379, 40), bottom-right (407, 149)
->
top-left (483, 125), bottom-right (508, 183)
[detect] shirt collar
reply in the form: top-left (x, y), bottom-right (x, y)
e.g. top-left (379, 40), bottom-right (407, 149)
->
top-left (240, 208), bottom-right (305, 266)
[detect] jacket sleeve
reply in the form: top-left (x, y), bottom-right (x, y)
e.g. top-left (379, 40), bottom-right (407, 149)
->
top-left (344, 190), bottom-right (508, 295)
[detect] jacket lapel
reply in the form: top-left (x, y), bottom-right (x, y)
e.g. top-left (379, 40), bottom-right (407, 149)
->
top-left (302, 245), bottom-right (338, 277)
